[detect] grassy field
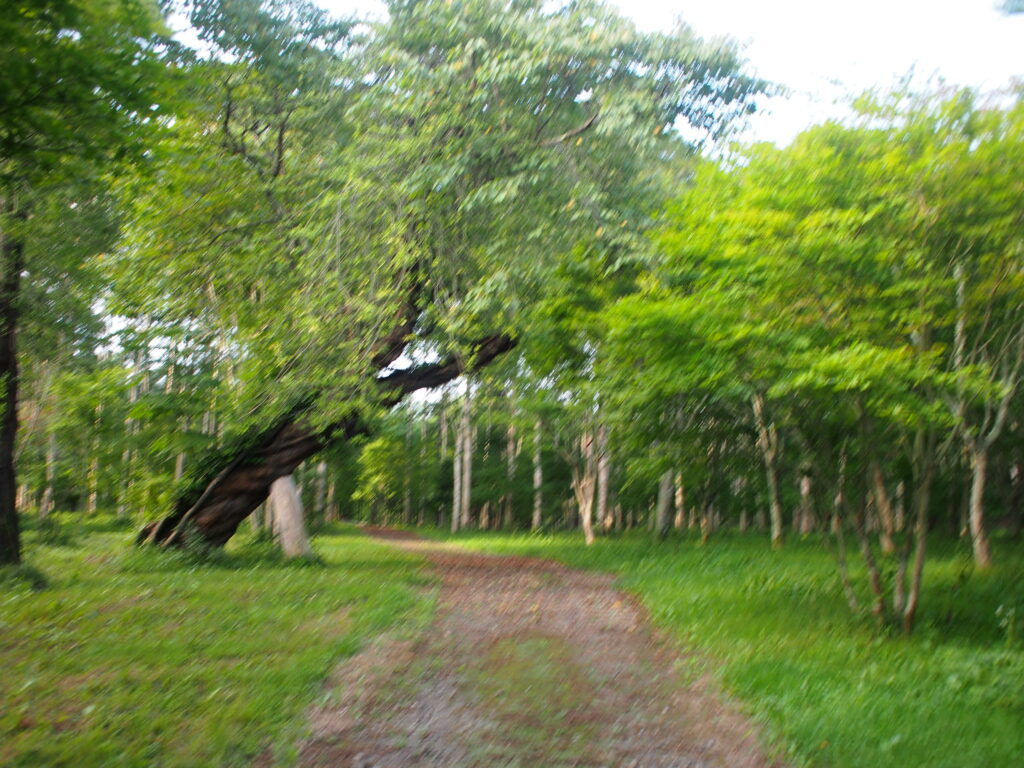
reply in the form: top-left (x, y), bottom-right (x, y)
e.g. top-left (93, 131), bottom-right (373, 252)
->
top-left (0, 518), bottom-right (433, 768)
top-left (432, 528), bottom-right (1024, 768)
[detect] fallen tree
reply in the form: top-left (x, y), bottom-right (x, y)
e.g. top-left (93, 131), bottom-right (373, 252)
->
top-left (139, 334), bottom-right (514, 548)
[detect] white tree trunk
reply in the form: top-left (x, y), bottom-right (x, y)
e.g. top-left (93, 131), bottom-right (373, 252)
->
top-left (39, 430), bottom-right (56, 518)
top-left (968, 445), bottom-right (992, 569)
top-left (655, 469), bottom-right (673, 539)
top-left (270, 475), bottom-right (313, 558)
top-left (460, 391), bottom-right (473, 528)
top-left (596, 424), bottom-right (610, 530)
top-left (532, 419), bottom-right (543, 531)
top-left (452, 411), bottom-right (463, 532)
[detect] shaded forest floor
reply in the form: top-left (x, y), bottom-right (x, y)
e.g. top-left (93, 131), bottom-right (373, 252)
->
top-left (296, 527), bottom-right (778, 768)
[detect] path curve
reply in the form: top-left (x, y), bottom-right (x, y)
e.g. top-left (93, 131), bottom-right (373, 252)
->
top-left (297, 528), bottom-right (780, 768)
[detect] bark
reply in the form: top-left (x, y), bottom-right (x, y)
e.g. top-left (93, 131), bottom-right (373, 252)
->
top-left (572, 430), bottom-right (597, 546)
top-left (968, 445), bottom-right (992, 569)
top-left (140, 334), bottom-right (515, 548)
top-left (752, 393), bottom-right (783, 548)
top-left (673, 471), bottom-right (685, 530)
top-left (655, 469), bottom-right (673, 540)
top-left (596, 424), bottom-right (610, 531)
top-left (39, 430), bottom-right (56, 518)
top-left (1009, 462), bottom-right (1022, 539)
top-left (459, 387), bottom-right (473, 529)
top-left (269, 475), bottom-right (313, 558)
top-left (870, 461), bottom-right (896, 554)
top-left (315, 460), bottom-right (327, 522)
top-left (0, 206), bottom-right (24, 565)
top-left (902, 431), bottom-right (935, 634)
top-left (798, 472), bottom-right (814, 535)
top-left (452, 404), bottom-right (463, 533)
top-left (504, 419), bottom-right (516, 529)
top-left (532, 430), bottom-right (547, 526)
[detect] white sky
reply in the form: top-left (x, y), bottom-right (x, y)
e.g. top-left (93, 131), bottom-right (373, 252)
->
top-left (318, 0), bottom-right (1024, 145)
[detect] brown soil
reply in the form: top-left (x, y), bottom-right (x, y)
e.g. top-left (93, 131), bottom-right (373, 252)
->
top-left (295, 528), bottom-right (781, 768)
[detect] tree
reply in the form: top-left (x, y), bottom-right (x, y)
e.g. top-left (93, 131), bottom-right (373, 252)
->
top-left (131, 0), bottom-right (767, 548)
top-left (0, 0), bottom-right (167, 563)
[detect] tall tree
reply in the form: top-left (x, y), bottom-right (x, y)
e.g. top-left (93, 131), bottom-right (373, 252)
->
top-left (0, 0), bottom-right (167, 563)
top-left (130, 0), bottom-right (766, 548)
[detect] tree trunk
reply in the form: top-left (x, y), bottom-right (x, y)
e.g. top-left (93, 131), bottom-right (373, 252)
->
top-left (596, 424), bottom-right (610, 531)
top-left (968, 444), bottom-right (992, 569)
top-left (655, 469), bottom-right (673, 539)
top-left (870, 461), bottom-right (896, 554)
top-left (504, 420), bottom-right (516, 529)
top-left (752, 393), bottom-right (783, 548)
top-left (573, 430), bottom-right (597, 546)
top-left (1009, 462), bottom-right (1022, 539)
top-left (673, 471), bottom-right (685, 529)
top-left (798, 472), bottom-right (814, 534)
top-left (269, 475), bottom-right (313, 558)
top-left (39, 430), bottom-right (57, 518)
top-left (459, 388), bottom-right (472, 529)
top-left (315, 460), bottom-right (327, 523)
top-left (532, 419), bottom-right (543, 531)
top-left (139, 335), bottom-right (515, 548)
top-left (452, 408), bottom-right (463, 533)
top-left (0, 206), bottom-right (24, 565)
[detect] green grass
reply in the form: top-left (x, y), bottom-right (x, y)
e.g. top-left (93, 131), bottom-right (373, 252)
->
top-left (1, 517), bottom-right (433, 768)
top-left (432, 528), bottom-right (1024, 768)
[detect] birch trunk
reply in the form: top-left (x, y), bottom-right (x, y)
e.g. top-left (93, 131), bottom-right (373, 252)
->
top-left (532, 419), bottom-right (543, 531)
top-left (655, 469), bottom-right (673, 539)
top-left (573, 430), bottom-right (597, 546)
top-left (39, 431), bottom-right (56, 518)
top-left (870, 462), bottom-right (896, 554)
top-left (460, 391), bottom-right (472, 529)
top-left (596, 424), bottom-right (610, 531)
top-left (269, 476), bottom-right (313, 558)
top-left (968, 445), bottom-right (992, 569)
top-left (673, 471), bottom-right (685, 529)
top-left (452, 410), bottom-right (463, 533)
top-left (752, 393), bottom-right (784, 548)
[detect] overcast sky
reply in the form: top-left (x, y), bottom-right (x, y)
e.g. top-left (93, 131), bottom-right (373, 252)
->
top-left (317, 0), bottom-right (1024, 144)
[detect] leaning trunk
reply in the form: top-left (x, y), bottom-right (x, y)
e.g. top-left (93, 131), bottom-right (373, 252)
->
top-left (139, 335), bottom-right (515, 548)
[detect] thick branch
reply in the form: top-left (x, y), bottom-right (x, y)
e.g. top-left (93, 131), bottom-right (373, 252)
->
top-left (540, 110), bottom-right (600, 147)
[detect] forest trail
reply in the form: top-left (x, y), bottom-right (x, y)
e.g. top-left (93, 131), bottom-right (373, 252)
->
top-left (294, 528), bottom-right (780, 768)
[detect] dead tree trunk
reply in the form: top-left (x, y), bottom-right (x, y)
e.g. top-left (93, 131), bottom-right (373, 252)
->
top-left (270, 475), bottom-right (313, 558)
top-left (139, 335), bottom-right (514, 549)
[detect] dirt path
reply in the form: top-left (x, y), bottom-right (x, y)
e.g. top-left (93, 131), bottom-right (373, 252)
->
top-left (296, 529), bottom-right (780, 768)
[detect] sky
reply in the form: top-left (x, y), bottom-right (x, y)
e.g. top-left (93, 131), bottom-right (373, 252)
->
top-left (317, 0), bottom-right (1024, 145)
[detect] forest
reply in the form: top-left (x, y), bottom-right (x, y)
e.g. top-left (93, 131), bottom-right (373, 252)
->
top-left (2, 1), bottom-right (1023, 767)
